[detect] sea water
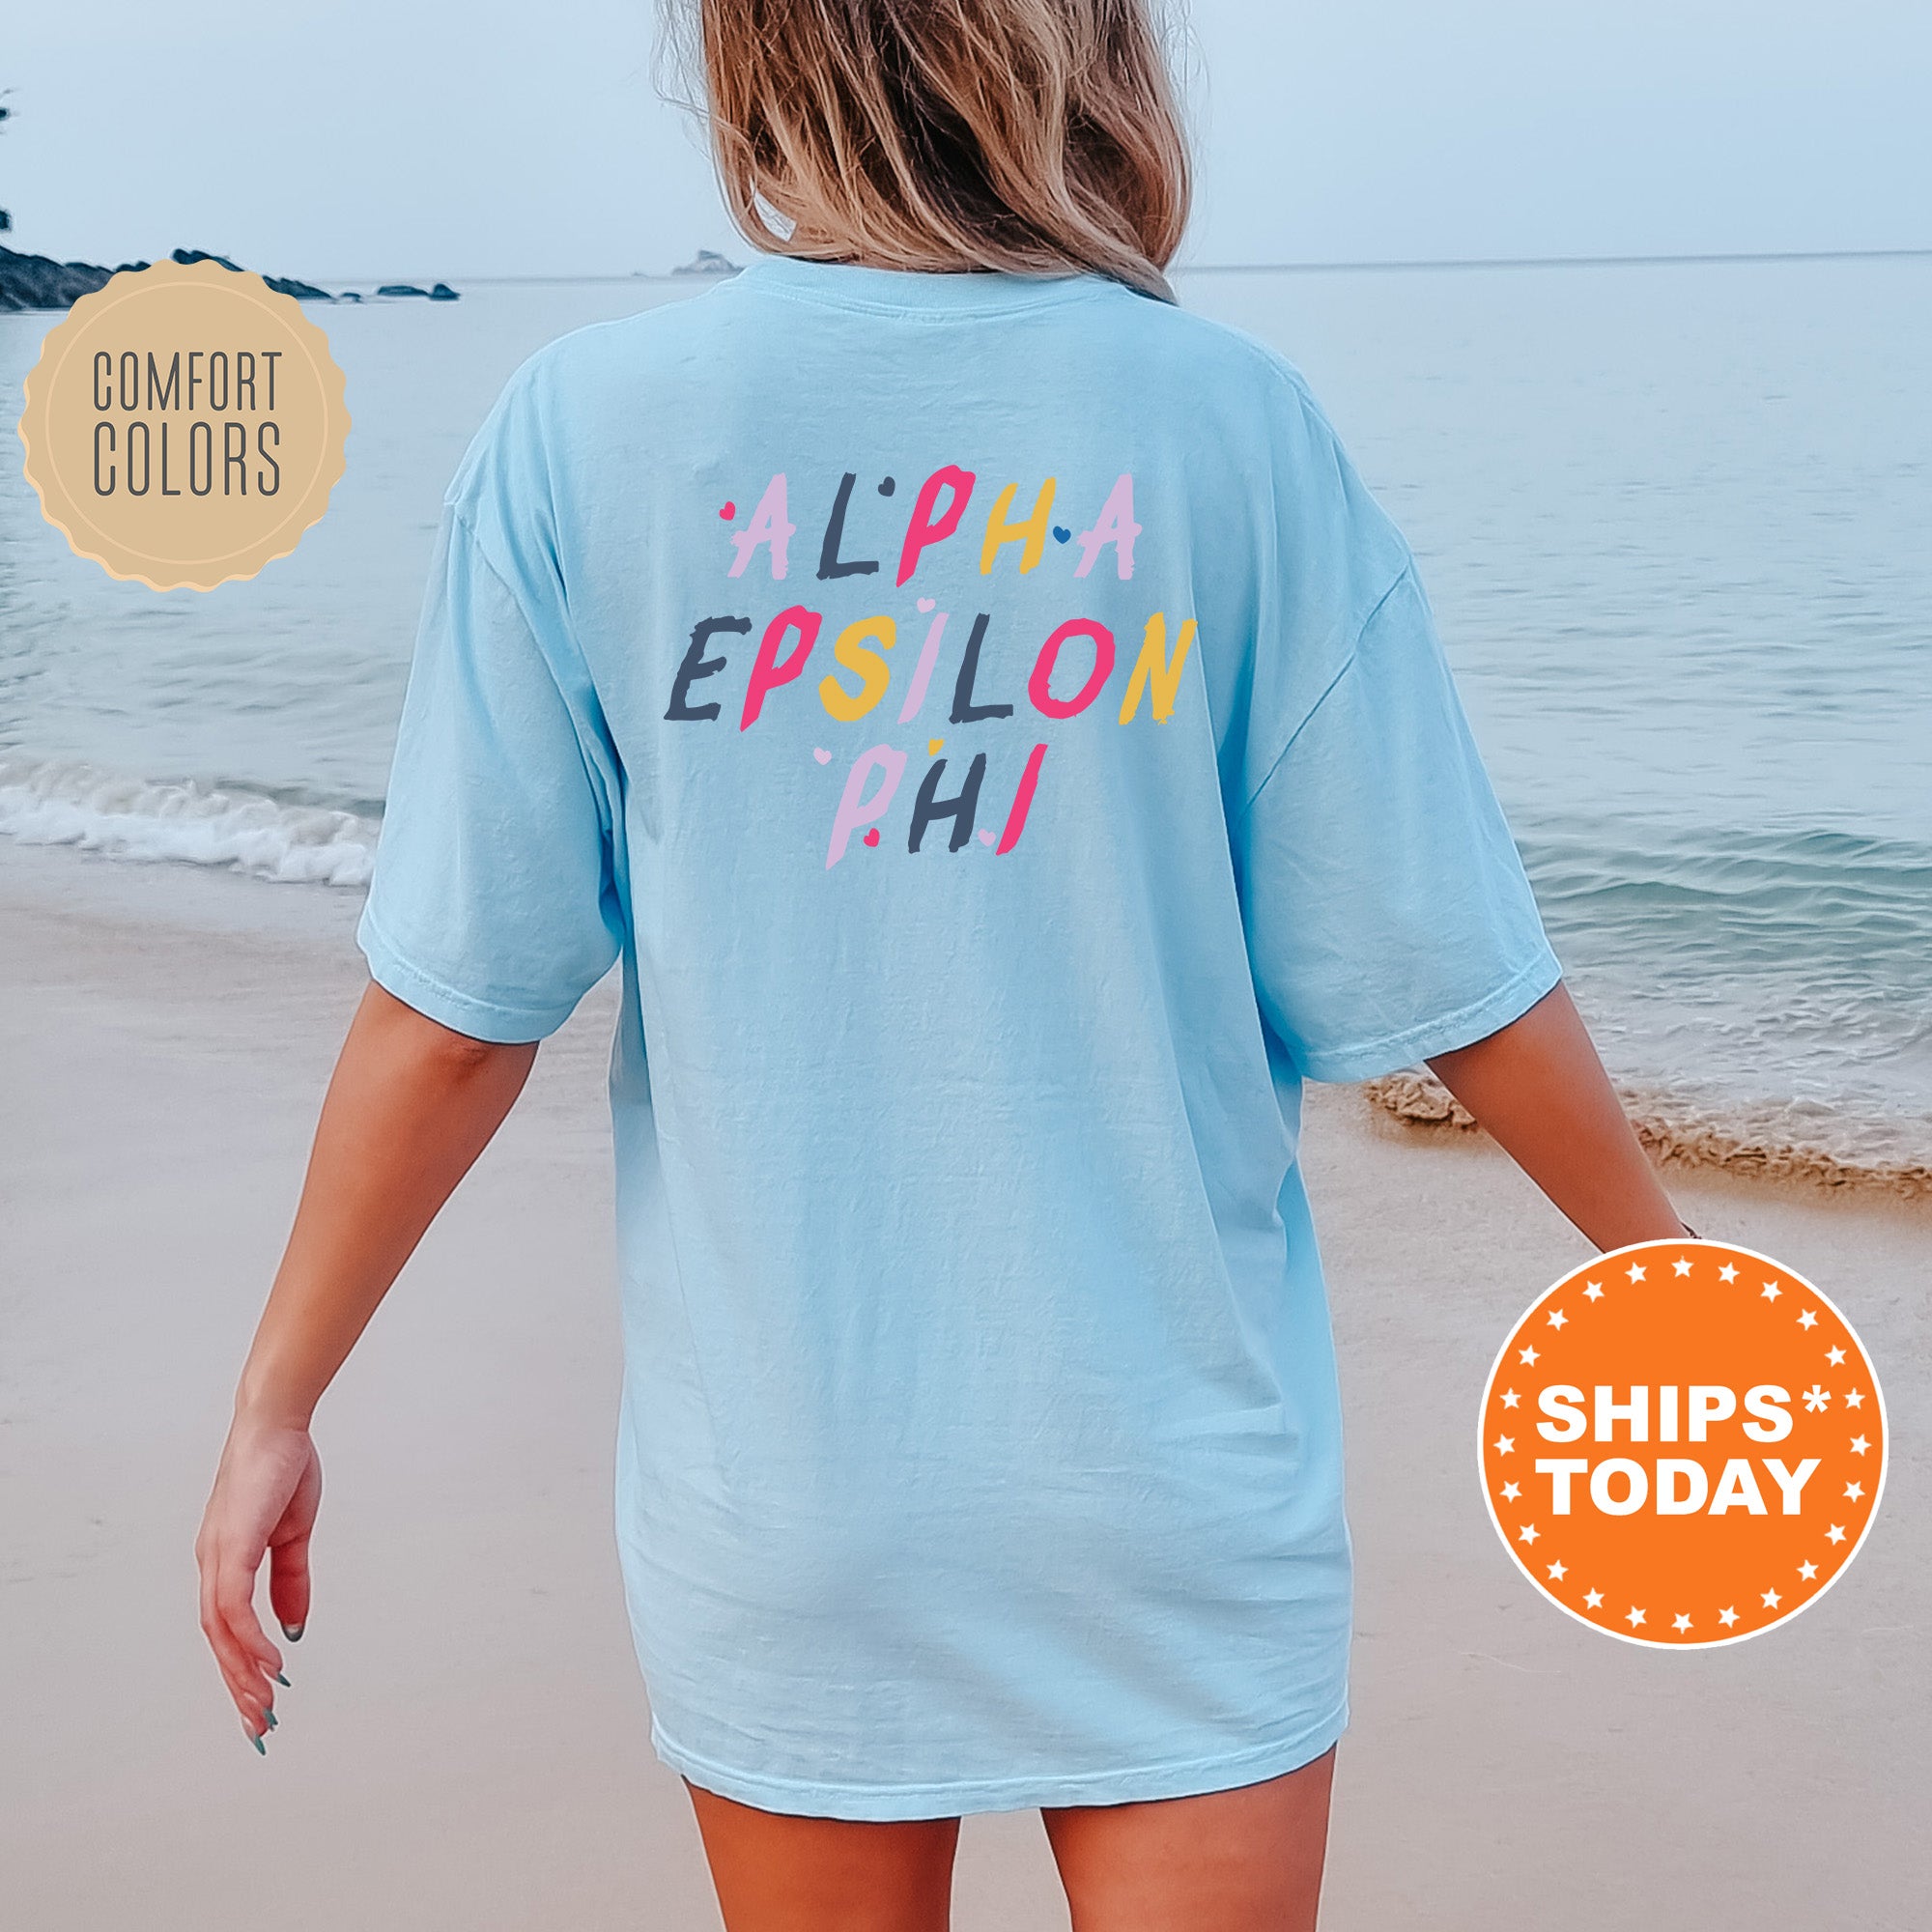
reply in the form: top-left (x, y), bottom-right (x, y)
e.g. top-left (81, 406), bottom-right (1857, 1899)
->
top-left (3, 260), bottom-right (1928, 1171)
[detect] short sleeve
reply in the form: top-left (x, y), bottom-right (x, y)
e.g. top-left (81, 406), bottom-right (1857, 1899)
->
top-left (1234, 561), bottom-right (1562, 1083)
top-left (356, 499), bottom-right (625, 1042)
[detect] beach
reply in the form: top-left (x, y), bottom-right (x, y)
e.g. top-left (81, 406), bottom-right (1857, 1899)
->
top-left (3, 837), bottom-right (1925, 1931)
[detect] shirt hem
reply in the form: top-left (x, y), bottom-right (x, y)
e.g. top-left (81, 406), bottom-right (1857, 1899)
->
top-left (646, 1698), bottom-right (1350, 1821)
top-left (1295, 942), bottom-right (1564, 1085)
top-left (356, 903), bottom-right (580, 1043)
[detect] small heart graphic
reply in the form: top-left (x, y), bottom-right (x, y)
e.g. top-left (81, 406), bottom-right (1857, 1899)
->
top-left (811, 747), bottom-right (832, 764)
top-left (916, 597), bottom-right (936, 612)
top-left (863, 827), bottom-right (881, 847)
top-left (927, 738), bottom-right (943, 754)
top-left (719, 500), bottom-right (736, 520)
top-left (977, 829), bottom-right (996, 846)
top-left (1051, 525), bottom-right (1071, 544)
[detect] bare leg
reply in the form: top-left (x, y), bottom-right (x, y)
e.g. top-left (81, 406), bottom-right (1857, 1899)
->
top-left (1041, 1747), bottom-right (1337, 1932)
top-left (683, 1777), bottom-right (963, 1932)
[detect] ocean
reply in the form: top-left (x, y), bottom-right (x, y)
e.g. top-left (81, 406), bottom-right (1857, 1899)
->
top-left (4, 259), bottom-right (1928, 1178)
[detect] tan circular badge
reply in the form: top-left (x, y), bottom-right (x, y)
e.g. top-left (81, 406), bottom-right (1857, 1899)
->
top-left (17, 257), bottom-right (349, 590)
top-left (1479, 1239), bottom-right (1887, 1648)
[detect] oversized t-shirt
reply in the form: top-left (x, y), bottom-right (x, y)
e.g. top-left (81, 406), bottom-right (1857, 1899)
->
top-left (358, 254), bottom-right (1563, 1820)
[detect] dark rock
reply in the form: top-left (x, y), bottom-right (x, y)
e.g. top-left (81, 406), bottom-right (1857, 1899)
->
top-left (171, 246), bottom-right (244, 273)
top-left (173, 247), bottom-right (333, 300)
top-left (672, 248), bottom-right (739, 276)
top-left (377, 284), bottom-right (429, 298)
top-left (0, 243), bottom-right (114, 312)
top-left (0, 242), bottom-right (334, 311)
top-left (428, 281), bottom-right (460, 301)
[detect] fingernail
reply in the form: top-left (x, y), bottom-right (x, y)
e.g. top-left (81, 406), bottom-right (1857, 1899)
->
top-left (266, 1710), bottom-right (278, 1730)
top-left (281, 1622), bottom-right (304, 1642)
top-left (274, 1672), bottom-right (291, 1688)
top-left (243, 1721), bottom-right (266, 1754)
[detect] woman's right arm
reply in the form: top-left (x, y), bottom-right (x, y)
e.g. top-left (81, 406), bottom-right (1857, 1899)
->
top-left (1424, 979), bottom-right (1693, 1253)
top-left (195, 980), bottom-right (537, 1747)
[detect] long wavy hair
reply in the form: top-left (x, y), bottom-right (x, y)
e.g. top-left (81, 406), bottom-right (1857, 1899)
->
top-left (666, 0), bottom-right (1193, 301)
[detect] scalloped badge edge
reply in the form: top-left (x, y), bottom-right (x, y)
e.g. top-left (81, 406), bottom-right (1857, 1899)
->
top-left (16, 257), bottom-right (351, 592)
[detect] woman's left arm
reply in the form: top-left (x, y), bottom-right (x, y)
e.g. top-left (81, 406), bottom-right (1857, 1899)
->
top-left (1424, 980), bottom-right (1692, 1252)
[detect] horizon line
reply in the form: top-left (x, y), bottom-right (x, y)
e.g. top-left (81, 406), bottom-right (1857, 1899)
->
top-left (324, 244), bottom-right (1932, 287)
top-left (1176, 244), bottom-right (1932, 274)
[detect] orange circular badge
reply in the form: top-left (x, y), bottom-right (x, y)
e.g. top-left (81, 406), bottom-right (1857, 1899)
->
top-left (1479, 1239), bottom-right (1887, 1647)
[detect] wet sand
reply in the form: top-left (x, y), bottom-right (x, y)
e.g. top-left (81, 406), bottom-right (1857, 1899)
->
top-left (2, 838), bottom-right (1926, 1930)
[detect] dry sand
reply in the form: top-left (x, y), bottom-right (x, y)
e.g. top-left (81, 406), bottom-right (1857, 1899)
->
top-left (2, 838), bottom-right (1926, 1931)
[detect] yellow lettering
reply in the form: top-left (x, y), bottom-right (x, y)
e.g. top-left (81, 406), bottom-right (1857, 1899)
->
top-left (818, 614), bottom-right (896, 721)
top-left (1117, 612), bottom-right (1197, 724)
top-left (979, 477), bottom-right (1056, 575)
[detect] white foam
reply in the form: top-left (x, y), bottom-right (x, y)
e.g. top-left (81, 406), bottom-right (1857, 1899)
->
top-left (0, 754), bottom-right (378, 887)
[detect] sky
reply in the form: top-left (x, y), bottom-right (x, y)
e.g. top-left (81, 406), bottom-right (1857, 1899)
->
top-left (4, 1), bottom-right (1930, 282)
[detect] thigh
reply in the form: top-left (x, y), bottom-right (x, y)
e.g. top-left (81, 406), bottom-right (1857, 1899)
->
top-left (1041, 1747), bottom-right (1337, 1932)
top-left (683, 1776), bottom-right (963, 1932)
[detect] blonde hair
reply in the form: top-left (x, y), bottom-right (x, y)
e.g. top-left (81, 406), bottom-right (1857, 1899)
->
top-left (668, 1), bottom-right (1192, 301)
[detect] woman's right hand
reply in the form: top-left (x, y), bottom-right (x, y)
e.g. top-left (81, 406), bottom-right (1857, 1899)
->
top-left (196, 1414), bottom-right (322, 1747)
top-left (191, 982), bottom-right (538, 1750)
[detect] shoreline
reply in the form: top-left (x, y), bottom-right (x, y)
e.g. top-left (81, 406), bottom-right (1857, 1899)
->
top-left (1365, 1069), bottom-right (1932, 1200)
top-left (5, 811), bottom-right (1927, 1191)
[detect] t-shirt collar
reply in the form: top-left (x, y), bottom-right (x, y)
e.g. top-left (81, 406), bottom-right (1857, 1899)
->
top-left (733, 251), bottom-right (1111, 316)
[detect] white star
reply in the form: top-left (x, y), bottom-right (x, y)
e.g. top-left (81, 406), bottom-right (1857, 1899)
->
top-left (1673, 1257), bottom-right (1693, 1277)
top-left (1844, 1388), bottom-right (1864, 1409)
top-left (1803, 1383), bottom-right (1831, 1412)
top-left (1844, 1482), bottom-right (1864, 1502)
top-left (1798, 1309), bottom-right (1818, 1329)
top-left (1501, 1388), bottom-right (1520, 1408)
top-left (1798, 1561), bottom-right (1818, 1580)
top-left (1547, 1308), bottom-right (1568, 1329)
top-left (1519, 1523), bottom-right (1541, 1545)
top-left (1760, 1281), bottom-right (1781, 1301)
top-left (1826, 1346), bottom-right (1847, 1366)
top-left (1583, 1588), bottom-right (1605, 1609)
top-left (1826, 1523), bottom-right (1847, 1545)
top-left (1719, 1264), bottom-right (1739, 1283)
top-left (1493, 1435), bottom-right (1515, 1455)
top-left (1626, 1606), bottom-right (1646, 1628)
top-left (1547, 1560), bottom-right (1568, 1581)
top-left (1850, 1435), bottom-right (1870, 1456)
top-left (1627, 1263), bottom-right (1647, 1282)
top-left (1583, 1280), bottom-right (1605, 1300)
top-left (1762, 1588), bottom-right (1781, 1608)
top-left (1672, 1612), bottom-right (1692, 1632)
top-left (1718, 1605), bottom-right (1739, 1627)
top-left (1500, 1482), bottom-right (1521, 1501)
top-left (1519, 1345), bottom-right (1539, 1366)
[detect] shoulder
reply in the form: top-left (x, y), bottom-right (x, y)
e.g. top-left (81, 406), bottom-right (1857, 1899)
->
top-left (524, 275), bottom-right (750, 386)
top-left (1078, 283), bottom-right (1348, 448)
top-left (442, 281), bottom-right (748, 517)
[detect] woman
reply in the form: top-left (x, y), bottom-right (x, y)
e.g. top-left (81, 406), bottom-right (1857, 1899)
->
top-left (196, 3), bottom-right (1690, 1925)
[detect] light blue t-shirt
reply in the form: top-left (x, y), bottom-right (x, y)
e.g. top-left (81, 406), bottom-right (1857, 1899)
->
top-left (358, 254), bottom-right (1562, 1820)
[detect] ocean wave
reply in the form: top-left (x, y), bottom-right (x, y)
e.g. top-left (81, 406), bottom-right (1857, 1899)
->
top-left (1362, 1068), bottom-right (1932, 1198)
top-left (0, 754), bottom-right (378, 887)
top-left (1518, 820), bottom-right (1932, 1032)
